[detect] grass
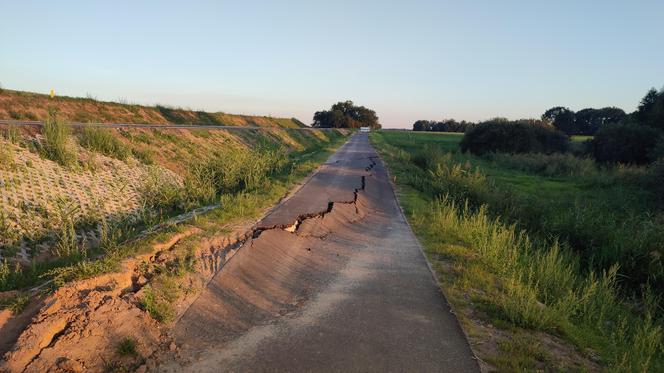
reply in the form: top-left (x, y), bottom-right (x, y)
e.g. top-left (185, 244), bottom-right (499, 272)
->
top-left (0, 128), bottom-right (347, 298)
top-left (571, 135), bottom-right (593, 142)
top-left (371, 130), bottom-right (663, 371)
top-left (374, 131), bottom-right (664, 291)
top-left (487, 336), bottom-right (551, 371)
top-left (3, 123), bottom-right (20, 143)
top-left (0, 293), bottom-right (29, 314)
top-left (78, 125), bottom-right (130, 160)
top-left (50, 197), bottom-right (82, 258)
top-left (0, 143), bottom-right (15, 170)
top-left (40, 111), bottom-right (76, 166)
top-left (116, 337), bottom-right (138, 357)
top-left (139, 282), bottom-right (176, 323)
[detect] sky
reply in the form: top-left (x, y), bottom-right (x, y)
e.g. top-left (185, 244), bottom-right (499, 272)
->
top-left (1, 0), bottom-right (663, 128)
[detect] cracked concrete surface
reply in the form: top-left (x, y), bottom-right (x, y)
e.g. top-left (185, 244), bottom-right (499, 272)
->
top-left (157, 133), bottom-right (479, 372)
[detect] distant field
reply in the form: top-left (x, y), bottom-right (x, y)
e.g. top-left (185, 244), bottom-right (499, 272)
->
top-left (571, 135), bottom-right (593, 142)
top-left (371, 130), bottom-right (663, 372)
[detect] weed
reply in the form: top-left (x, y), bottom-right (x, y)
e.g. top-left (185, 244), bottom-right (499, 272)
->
top-left (139, 284), bottom-right (175, 323)
top-left (0, 259), bottom-right (24, 292)
top-left (0, 144), bottom-right (15, 170)
top-left (139, 167), bottom-right (182, 211)
top-left (488, 336), bottom-right (550, 371)
top-left (180, 162), bottom-right (216, 209)
top-left (131, 147), bottom-right (154, 164)
top-left (0, 293), bottom-right (29, 314)
top-left (3, 123), bottom-right (20, 143)
top-left (116, 337), bottom-right (139, 357)
top-left (42, 255), bottom-right (120, 288)
top-left (40, 110), bottom-right (76, 166)
top-left (50, 197), bottom-right (82, 258)
top-left (78, 125), bottom-right (130, 160)
top-left (99, 216), bottom-right (123, 254)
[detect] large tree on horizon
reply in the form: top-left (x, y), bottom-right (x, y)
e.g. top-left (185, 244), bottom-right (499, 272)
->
top-left (312, 101), bottom-right (381, 129)
top-left (542, 106), bottom-right (577, 135)
top-left (636, 88), bottom-right (664, 130)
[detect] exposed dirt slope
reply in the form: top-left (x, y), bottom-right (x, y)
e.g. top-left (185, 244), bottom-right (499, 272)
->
top-left (0, 89), bottom-right (305, 128)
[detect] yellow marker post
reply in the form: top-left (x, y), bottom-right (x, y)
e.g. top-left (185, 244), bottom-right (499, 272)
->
top-left (50, 89), bottom-right (55, 98)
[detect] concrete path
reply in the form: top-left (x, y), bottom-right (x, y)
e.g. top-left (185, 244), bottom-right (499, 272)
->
top-left (157, 133), bottom-right (479, 372)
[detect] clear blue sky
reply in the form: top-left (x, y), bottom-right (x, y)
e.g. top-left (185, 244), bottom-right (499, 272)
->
top-left (1, 0), bottom-right (662, 128)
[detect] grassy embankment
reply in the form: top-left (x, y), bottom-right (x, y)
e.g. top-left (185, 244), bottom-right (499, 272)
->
top-left (0, 111), bottom-right (348, 316)
top-left (0, 88), bottom-right (305, 128)
top-left (371, 131), bottom-right (663, 372)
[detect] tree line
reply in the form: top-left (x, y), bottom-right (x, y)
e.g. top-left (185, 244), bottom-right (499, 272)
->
top-left (413, 88), bottom-right (664, 138)
top-left (412, 119), bottom-right (475, 133)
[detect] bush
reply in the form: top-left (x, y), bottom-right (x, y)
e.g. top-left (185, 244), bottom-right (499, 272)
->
top-left (460, 120), bottom-right (568, 155)
top-left (591, 123), bottom-right (662, 164)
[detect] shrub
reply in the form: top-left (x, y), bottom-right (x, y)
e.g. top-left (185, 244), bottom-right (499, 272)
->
top-left (591, 123), bottom-right (662, 164)
top-left (460, 120), bottom-right (569, 155)
top-left (78, 125), bottom-right (129, 160)
top-left (40, 111), bottom-right (76, 166)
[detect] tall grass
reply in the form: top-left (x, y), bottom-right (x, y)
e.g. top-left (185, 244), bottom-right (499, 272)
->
top-left (40, 111), bottom-right (76, 166)
top-left (138, 145), bottom-right (289, 213)
top-left (395, 141), bottom-right (664, 293)
top-left (372, 131), bottom-right (664, 371)
top-left (425, 196), bottom-right (661, 371)
top-left (486, 152), bottom-right (598, 177)
top-left (0, 143), bottom-right (15, 170)
top-left (50, 197), bottom-right (83, 258)
top-left (3, 123), bottom-right (20, 143)
top-left (78, 125), bottom-right (130, 160)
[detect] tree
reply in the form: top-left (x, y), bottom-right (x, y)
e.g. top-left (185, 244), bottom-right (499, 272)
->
top-left (412, 119), bottom-right (475, 133)
top-left (542, 106), bottom-right (577, 135)
top-left (591, 123), bottom-right (662, 164)
top-left (636, 88), bottom-right (664, 131)
top-left (312, 101), bottom-right (380, 129)
top-left (460, 119), bottom-right (568, 155)
top-left (575, 107), bottom-right (626, 135)
top-left (413, 120), bottom-right (433, 131)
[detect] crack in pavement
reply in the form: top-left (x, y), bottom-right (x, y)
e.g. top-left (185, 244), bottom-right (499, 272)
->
top-left (156, 133), bottom-right (479, 372)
